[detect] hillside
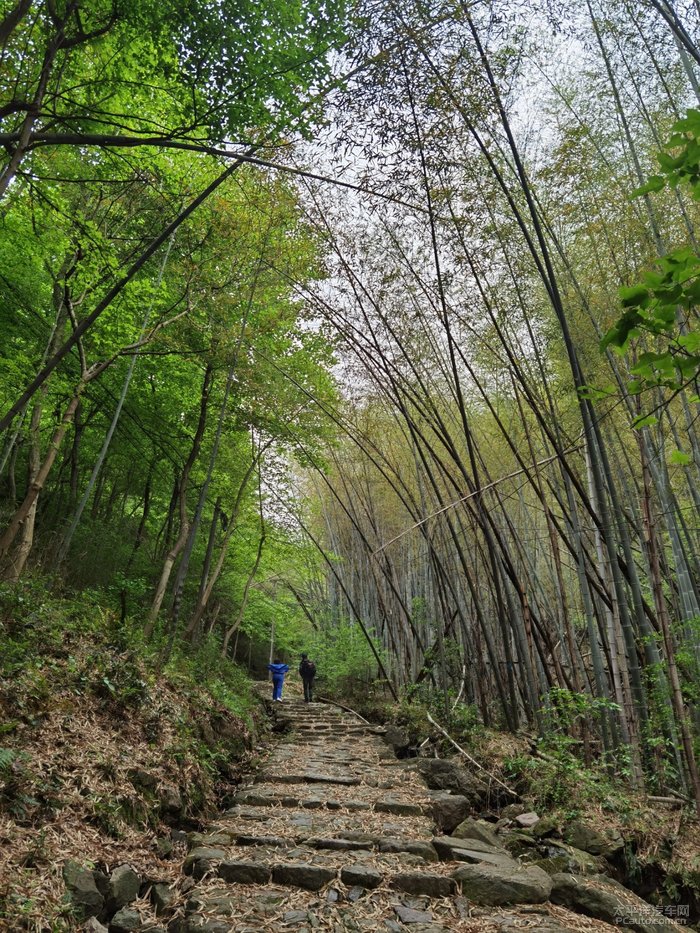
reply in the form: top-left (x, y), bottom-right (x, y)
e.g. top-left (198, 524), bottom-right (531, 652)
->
top-left (0, 583), bottom-right (262, 929)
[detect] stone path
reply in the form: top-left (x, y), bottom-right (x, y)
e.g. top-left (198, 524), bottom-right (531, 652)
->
top-left (174, 694), bottom-right (623, 933)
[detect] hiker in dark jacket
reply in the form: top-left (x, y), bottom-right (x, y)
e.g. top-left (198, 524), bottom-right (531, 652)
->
top-left (268, 660), bottom-right (290, 701)
top-left (299, 653), bottom-right (316, 703)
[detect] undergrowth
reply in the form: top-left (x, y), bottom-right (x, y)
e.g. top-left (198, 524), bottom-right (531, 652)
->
top-left (0, 575), bottom-right (262, 825)
top-left (0, 575), bottom-right (256, 719)
top-left (0, 575), bottom-right (266, 930)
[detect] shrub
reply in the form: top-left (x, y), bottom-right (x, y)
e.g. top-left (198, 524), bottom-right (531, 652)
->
top-left (305, 619), bottom-right (385, 700)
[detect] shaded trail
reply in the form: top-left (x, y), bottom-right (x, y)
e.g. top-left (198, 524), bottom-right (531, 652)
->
top-left (175, 692), bottom-right (638, 932)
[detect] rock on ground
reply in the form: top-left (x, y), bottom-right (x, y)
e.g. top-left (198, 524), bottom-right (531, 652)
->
top-left (551, 872), bottom-right (683, 932)
top-left (452, 861), bottom-right (553, 905)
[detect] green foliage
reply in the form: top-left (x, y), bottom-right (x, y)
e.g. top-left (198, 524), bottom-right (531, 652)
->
top-left (305, 618), bottom-right (385, 700)
top-left (503, 738), bottom-right (621, 815)
top-left (673, 616), bottom-right (700, 707)
top-left (386, 688), bottom-right (483, 750)
top-left (0, 0), bottom-right (345, 724)
top-left (505, 737), bottom-right (632, 816)
top-left (603, 109), bottom-right (700, 402)
top-left (0, 0), bottom-right (350, 162)
top-left (165, 635), bottom-right (255, 721)
top-left (0, 577), bottom-right (107, 675)
top-left (160, 0), bottom-right (350, 138)
top-left (503, 691), bottom-right (627, 815)
top-left (542, 687), bottom-right (620, 735)
top-left (390, 696), bottom-right (433, 745)
top-left (0, 748), bottom-right (17, 772)
top-left (0, 573), bottom-right (257, 736)
top-left (450, 701), bottom-right (484, 741)
top-left (0, 747), bottom-right (38, 820)
top-left (0, 134), bottom-right (340, 644)
top-left (88, 647), bottom-right (150, 710)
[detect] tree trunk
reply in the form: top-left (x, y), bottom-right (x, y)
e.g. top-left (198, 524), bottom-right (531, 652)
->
top-left (221, 524), bottom-right (266, 657)
top-left (145, 363), bottom-right (213, 636)
top-left (1, 396), bottom-right (42, 581)
top-left (640, 441), bottom-right (700, 815)
top-left (0, 390), bottom-right (83, 573)
top-left (185, 448), bottom-right (262, 636)
top-left (54, 236), bottom-right (174, 567)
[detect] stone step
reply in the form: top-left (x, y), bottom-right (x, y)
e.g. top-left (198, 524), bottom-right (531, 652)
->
top-left (188, 829), bottom-right (440, 862)
top-left (231, 789), bottom-right (431, 816)
top-left (279, 717), bottom-right (370, 725)
top-left (196, 683), bottom-right (593, 932)
top-left (290, 724), bottom-right (386, 735)
top-left (255, 770), bottom-right (362, 786)
top-left (278, 722), bottom-right (344, 729)
top-left (282, 709), bottom-right (362, 716)
top-left (184, 847), bottom-right (458, 896)
top-left (289, 719), bottom-right (340, 732)
top-left (230, 792), bottom-right (376, 811)
top-left (276, 717), bottom-right (341, 724)
top-left (182, 883), bottom-right (461, 933)
top-left (282, 725), bottom-right (371, 734)
top-left (278, 716), bottom-right (350, 724)
top-left (432, 835), bottom-right (515, 867)
top-left (265, 750), bottom-right (362, 761)
top-left (276, 711), bottom-right (345, 719)
top-left (181, 882), bottom-right (597, 933)
top-left (277, 709), bottom-right (344, 717)
top-left (285, 731), bottom-right (378, 741)
top-left (286, 733), bottom-right (385, 744)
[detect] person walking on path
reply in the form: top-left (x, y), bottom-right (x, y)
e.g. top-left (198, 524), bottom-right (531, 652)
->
top-left (268, 660), bottom-right (290, 701)
top-left (299, 653), bottom-right (316, 703)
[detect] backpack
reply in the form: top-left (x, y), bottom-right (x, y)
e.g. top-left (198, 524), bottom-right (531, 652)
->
top-left (300, 659), bottom-right (316, 678)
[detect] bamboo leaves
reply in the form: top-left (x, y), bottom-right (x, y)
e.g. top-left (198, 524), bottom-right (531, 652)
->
top-left (605, 110), bottom-right (700, 395)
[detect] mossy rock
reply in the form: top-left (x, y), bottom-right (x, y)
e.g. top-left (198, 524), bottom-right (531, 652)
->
top-left (530, 844), bottom-right (600, 877)
top-left (117, 794), bottom-right (150, 828)
top-left (501, 831), bottom-right (539, 857)
top-left (564, 820), bottom-right (624, 857)
top-left (532, 816), bottom-right (560, 839)
top-left (531, 856), bottom-right (571, 876)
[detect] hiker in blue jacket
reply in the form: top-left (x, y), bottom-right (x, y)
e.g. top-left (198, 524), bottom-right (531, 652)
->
top-left (268, 660), bottom-right (290, 701)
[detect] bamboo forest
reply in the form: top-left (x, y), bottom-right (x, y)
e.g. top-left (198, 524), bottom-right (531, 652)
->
top-left (2, 1), bottom-right (700, 930)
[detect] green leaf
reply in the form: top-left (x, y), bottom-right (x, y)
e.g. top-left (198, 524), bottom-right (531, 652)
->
top-left (684, 278), bottom-right (700, 303)
top-left (619, 285), bottom-right (649, 308)
top-left (658, 151), bottom-right (687, 173)
top-left (677, 332), bottom-right (700, 353)
top-left (673, 108), bottom-right (700, 134)
top-left (642, 270), bottom-right (664, 288)
top-left (663, 246), bottom-right (698, 270)
top-left (647, 305), bottom-right (677, 329)
top-left (0, 748), bottom-right (17, 771)
top-left (651, 282), bottom-right (682, 303)
top-left (675, 355), bottom-right (700, 377)
top-left (669, 450), bottom-right (693, 465)
top-left (631, 414), bottom-right (659, 429)
top-left (577, 384), bottom-right (613, 401)
top-left (601, 312), bottom-right (642, 351)
top-left (632, 175), bottom-right (666, 197)
top-left (631, 351), bottom-right (670, 373)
